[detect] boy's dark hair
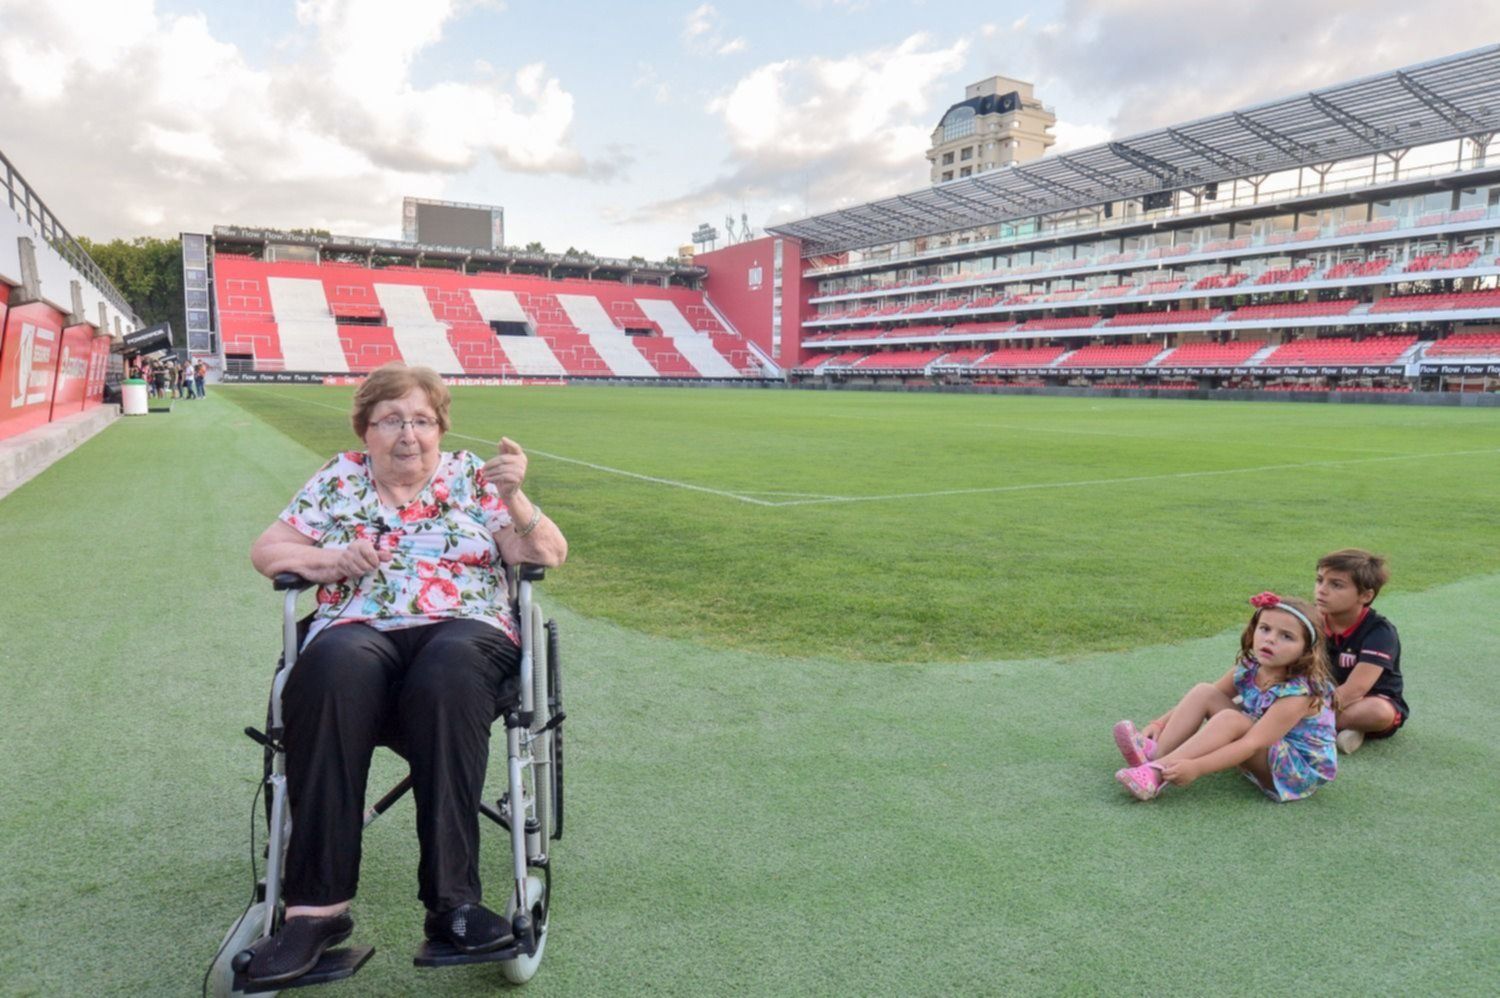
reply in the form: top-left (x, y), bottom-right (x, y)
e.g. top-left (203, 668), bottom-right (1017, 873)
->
top-left (1317, 548), bottom-right (1389, 601)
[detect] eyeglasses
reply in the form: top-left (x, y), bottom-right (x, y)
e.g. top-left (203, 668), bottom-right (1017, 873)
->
top-left (371, 415), bottom-right (441, 434)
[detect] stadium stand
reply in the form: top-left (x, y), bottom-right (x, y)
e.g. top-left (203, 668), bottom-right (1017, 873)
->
top-left (1191, 273), bottom-right (1249, 291)
top-left (1018, 316), bottom-right (1100, 331)
top-left (854, 349), bottom-right (947, 371)
top-left (971, 345), bottom-right (1068, 369)
top-left (1258, 335), bottom-right (1417, 366)
top-left (1105, 308), bottom-right (1220, 327)
top-left (1420, 332), bottom-right (1500, 357)
top-left (1323, 259), bottom-right (1391, 279)
top-left (1228, 300), bottom-right (1360, 321)
top-left (215, 257), bottom-right (758, 379)
top-left (1057, 343), bottom-right (1165, 368)
top-left (1369, 289), bottom-right (1500, 313)
top-left (1156, 340), bottom-right (1268, 367)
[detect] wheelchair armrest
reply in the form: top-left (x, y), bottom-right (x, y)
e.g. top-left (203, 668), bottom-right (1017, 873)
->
top-left (273, 572), bottom-right (315, 591)
top-left (518, 565), bottom-right (546, 582)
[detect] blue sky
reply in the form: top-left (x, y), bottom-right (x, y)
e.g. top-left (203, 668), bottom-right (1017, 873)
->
top-left (1, 0), bottom-right (1493, 258)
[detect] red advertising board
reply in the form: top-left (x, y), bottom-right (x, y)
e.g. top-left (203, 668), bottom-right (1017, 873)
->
top-left (85, 334), bottom-right (110, 407)
top-left (0, 301), bottom-right (65, 440)
top-left (50, 324), bottom-right (94, 419)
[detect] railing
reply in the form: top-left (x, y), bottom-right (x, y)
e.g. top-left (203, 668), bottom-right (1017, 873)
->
top-left (0, 148), bottom-right (139, 322)
top-left (806, 157), bottom-right (1500, 280)
top-left (808, 203), bottom-right (1500, 307)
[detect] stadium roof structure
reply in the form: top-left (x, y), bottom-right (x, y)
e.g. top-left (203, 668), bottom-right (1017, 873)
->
top-left (769, 45), bottom-right (1500, 255)
top-left (211, 225), bottom-right (705, 279)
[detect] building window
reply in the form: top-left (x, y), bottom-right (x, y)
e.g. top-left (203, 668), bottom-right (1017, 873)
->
top-left (942, 151), bottom-right (954, 165)
top-left (941, 106), bottom-right (976, 141)
top-left (960, 167), bottom-right (972, 178)
top-left (942, 171), bottom-right (954, 181)
top-left (960, 147), bottom-right (974, 161)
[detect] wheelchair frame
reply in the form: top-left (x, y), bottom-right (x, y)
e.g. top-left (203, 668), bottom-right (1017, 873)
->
top-left (210, 565), bottom-right (563, 995)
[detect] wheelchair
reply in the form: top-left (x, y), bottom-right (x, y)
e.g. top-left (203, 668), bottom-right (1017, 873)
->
top-left (209, 565), bottom-right (564, 995)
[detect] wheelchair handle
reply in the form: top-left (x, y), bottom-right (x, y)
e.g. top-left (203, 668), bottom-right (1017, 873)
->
top-left (272, 572), bottom-right (314, 591)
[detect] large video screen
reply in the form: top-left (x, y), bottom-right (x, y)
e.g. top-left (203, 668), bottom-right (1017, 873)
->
top-left (404, 198), bottom-right (504, 251)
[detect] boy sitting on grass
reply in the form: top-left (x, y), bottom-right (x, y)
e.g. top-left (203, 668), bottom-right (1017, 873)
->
top-left (1316, 549), bottom-right (1407, 754)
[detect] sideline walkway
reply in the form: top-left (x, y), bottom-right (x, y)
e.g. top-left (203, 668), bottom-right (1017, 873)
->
top-left (0, 403), bottom-right (118, 501)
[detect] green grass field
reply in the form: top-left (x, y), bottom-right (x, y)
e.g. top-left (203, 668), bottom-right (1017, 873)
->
top-left (225, 385), bottom-right (1500, 662)
top-left (1, 387), bottom-right (1496, 996)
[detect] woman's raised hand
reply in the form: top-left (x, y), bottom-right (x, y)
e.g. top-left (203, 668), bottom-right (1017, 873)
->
top-left (481, 437), bottom-right (528, 498)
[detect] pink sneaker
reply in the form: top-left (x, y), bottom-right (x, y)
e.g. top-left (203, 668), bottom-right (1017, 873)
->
top-left (1112, 720), bottom-right (1155, 767)
top-left (1115, 763), bottom-right (1164, 800)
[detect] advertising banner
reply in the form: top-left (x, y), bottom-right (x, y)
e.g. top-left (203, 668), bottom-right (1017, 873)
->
top-left (85, 334), bottom-right (111, 406)
top-left (0, 302), bottom-right (65, 440)
top-left (121, 321), bottom-right (172, 355)
top-left (1429, 363), bottom-right (1500, 376)
top-left (221, 371), bottom-right (568, 387)
top-left (49, 324), bottom-right (94, 419)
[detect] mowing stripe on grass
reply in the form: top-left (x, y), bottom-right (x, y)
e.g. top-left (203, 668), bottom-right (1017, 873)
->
top-left (768, 445), bottom-right (1500, 507)
top-left (229, 387), bottom-right (777, 506)
top-left (233, 386), bottom-right (1497, 512)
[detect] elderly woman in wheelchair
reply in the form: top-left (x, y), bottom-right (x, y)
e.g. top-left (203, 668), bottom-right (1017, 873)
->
top-left (236, 363), bottom-right (566, 988)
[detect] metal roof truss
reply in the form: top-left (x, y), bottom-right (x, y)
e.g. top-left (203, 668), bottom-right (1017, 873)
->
top-left (769, 45), bottom-right (1500, 255)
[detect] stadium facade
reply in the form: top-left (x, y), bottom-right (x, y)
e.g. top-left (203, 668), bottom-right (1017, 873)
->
top-left (156, 45), bottom-right (1500, 399)
top-left (5, 47), bottom-right (1500, 427)
top-left (0, 150), bottom-right (135, 444)
top-left (763, 44), bottom-right (1500, 396)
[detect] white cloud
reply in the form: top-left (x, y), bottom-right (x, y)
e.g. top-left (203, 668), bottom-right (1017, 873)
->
top-left (1028, 0), bottom-right (1500, 137)
top-left (0, 0), bottom-right (597, 240)
top-left (684, 3), bottom-right (715, 38)
top-left (632, 62), bottom-right (674, 105)
top-left (639, 33), bottom-right (968, 223)
top-left (1049, 121), bottom-right (1112, 156)
top-left (683, 3), bottom-right (747, 57)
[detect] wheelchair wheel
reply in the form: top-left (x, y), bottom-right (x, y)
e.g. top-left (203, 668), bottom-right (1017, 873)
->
top-left (209, 900), bottom-right (276, 997)
top-left (499, 874), bottom-right (548, 984)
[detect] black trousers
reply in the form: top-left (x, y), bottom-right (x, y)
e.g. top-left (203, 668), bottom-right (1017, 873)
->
top-left (281, 619), bottom-right (520, 911)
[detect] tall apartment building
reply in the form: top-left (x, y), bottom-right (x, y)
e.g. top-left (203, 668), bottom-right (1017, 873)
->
top-left (927, 76), bottom-right (1056, 184)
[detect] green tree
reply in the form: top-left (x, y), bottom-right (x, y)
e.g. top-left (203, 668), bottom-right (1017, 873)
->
top-left (524, 241), bottom-right (546, 254)
top-left (77, 235), bottom-right (185, 344)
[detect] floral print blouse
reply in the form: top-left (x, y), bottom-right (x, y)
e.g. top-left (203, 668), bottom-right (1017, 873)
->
top-left (280, 450), bottom-right (517, 648)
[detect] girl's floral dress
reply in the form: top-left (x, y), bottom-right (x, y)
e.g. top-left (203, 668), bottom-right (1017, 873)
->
top-left (280, 450), bottom-right (517, 649)
top-left (1233, 656), bottom-right (1337, 801)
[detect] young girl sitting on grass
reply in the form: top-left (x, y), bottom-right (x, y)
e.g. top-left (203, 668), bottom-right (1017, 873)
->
top-left (1111, 592), bottom-right (1337, 802)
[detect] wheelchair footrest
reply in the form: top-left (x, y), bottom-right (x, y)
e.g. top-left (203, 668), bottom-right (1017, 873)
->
top-left (233, 945), bottom-right (374, 993)
top-left (413, 937), bottom-right (528, 968)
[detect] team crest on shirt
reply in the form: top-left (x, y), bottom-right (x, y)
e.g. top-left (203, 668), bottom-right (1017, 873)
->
top-left (1340, 652), bottom-right (1357, 670)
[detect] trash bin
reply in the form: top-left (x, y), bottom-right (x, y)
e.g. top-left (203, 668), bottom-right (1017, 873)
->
top-left (121, 378), bottom-right (148, 416)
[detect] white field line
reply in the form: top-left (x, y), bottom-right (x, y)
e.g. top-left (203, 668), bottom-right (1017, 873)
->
top-left (229, 387), bottom-right (1496, 510)
top-left (240, 387), bottom-right (776, 506)
top-left (766, 447), bottom-right (1500, 507)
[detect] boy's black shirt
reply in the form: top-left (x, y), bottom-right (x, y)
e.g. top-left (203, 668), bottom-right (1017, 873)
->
top-left (1325, 607), bottom-right (1407, 717)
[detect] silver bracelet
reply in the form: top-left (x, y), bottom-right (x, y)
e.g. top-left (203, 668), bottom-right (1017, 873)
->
top-left (515, 504), bottom-right (543, 538)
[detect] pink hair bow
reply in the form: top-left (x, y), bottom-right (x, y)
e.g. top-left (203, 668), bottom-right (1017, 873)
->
top-left (1249, 591), bottom-right (1282, 608)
